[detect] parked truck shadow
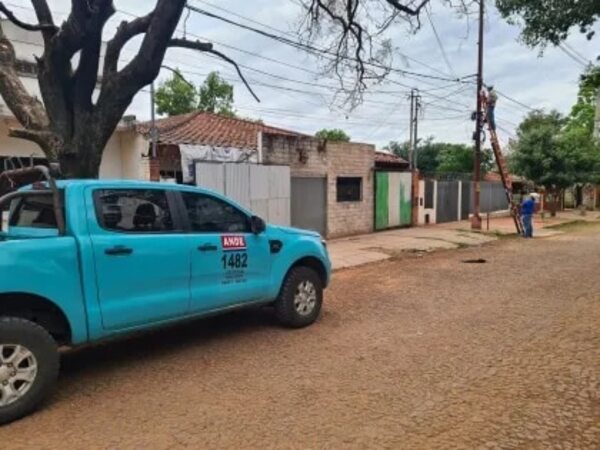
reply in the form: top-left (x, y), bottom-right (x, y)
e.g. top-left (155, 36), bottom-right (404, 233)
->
top-left (55, 306), bottom-right (280, 398)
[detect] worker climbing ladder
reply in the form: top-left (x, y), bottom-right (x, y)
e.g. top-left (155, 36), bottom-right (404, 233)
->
top-left (481, 100), bottom-right (523, 235)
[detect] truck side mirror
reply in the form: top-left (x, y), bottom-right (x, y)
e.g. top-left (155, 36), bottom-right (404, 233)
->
top-left (250, 215), bottom-right (266, 234)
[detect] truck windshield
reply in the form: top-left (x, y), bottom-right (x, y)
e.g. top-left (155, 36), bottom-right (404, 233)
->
top-left (9, 193), bottom-right (63, 230)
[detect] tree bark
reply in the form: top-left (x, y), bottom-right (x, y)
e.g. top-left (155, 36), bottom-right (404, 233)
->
top-left (0, 0), bottom-right (249, 179)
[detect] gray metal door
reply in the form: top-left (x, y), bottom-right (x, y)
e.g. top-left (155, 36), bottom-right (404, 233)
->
top-left (436, 181), bottom-right (460, 223)
top-left (480, 182), bottom-right (509, 213)
top-left (291, 177), bottom-right (326, 236)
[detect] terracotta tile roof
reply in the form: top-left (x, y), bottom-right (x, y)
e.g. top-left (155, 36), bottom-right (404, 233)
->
top-left (137, 111), bottom-right (308, 149)
top-left (375, 150), bottom-right (409, 168)
top-left (483, 172), bottom-right (527, 183)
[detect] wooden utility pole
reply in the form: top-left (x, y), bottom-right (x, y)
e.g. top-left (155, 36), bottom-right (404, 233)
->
top-left (471, 0), bottom-right (484, 230)
top-left (409, 89), bottom-right (415, 170)
top-left (413, 91), bottom-right (421, 170)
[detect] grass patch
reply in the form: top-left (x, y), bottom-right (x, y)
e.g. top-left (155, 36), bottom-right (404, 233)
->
top-left (545, 220), bottom-right (600, 232)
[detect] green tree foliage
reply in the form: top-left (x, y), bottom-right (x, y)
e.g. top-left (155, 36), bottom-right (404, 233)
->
top-left (510, 109), bottom-right (600, 189)
top-left (155, 71), bottom-right (235, 117)
top-left (315, 128), bottom-right (351, 142)
top-left (385, 138), bottom-right (440, 173)
top-left (496, 0), bottom-right (599, 49)
top-left (385, 137), bottom-right (493, 176)
top-left (198, 72), bottom-right (235, 117)
top-left (155, 70), bottom-right (198, 117)
top-left (437, 144), bottom-right (494, 174)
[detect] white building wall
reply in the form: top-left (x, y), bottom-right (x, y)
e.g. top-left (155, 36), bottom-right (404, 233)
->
top-left (0, 120), bottom-right (148, 180)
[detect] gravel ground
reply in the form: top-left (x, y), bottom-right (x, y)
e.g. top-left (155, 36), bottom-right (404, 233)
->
top-left (3, 224), bottom-right (600, 449)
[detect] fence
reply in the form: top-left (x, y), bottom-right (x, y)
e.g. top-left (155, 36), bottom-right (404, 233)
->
top-left (418, 179), bottom-right (509, 224)
top-left (194, 162), bottom-right (291, 226)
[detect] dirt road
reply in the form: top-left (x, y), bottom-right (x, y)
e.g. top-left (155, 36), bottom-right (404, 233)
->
top-left (3, 224), bottom-right (600, 449)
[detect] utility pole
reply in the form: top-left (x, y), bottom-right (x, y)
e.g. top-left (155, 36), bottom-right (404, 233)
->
top-left (471, 0), bottom-right (484, 230)
top-left (408, 89), bottom-right (415, 170)
top-left (413, 91), bottom-right (421, 170)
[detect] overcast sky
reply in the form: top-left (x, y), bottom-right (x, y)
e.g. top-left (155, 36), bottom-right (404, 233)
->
top-left (10, 0), bottom-right (600, 149)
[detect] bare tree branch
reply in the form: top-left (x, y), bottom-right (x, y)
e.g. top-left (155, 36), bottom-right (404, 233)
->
top-left (297, 0), bottom-right (438, 108)
top-left (206, 48), bottom-right (261, 103)
top-left (72, 0), bottom-right (115, 114)
top-left (0, 1), bottom-right (57, 32)
top-left (8, 128), bottom-right (61, 159)
top-left (166, 38), bottom-right (260, 101)
top-left (30, 0), bottom-right (57, 43)
top-left (385, 0), bottom-right (430, 15)
top-left (167, 38), bottom-right (213, 53)
top-left (160, 64), bottom-right (195, 88)
top-left (0, 24), bottom-right (48, 131)
top-left (103, 12), bottom-right (154, 77)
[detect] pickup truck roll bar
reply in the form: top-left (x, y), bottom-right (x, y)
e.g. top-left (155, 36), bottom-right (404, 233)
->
top-left (0, 164), bottom-right (65, 235)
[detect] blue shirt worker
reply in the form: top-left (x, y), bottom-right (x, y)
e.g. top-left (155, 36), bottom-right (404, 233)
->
top-left (521, 194), bottom-right (535, 238)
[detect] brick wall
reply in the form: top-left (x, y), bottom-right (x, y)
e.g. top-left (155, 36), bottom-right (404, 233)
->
top-left (325, 142), bottom-right (374, 238)
top-left (262, 135), bottom-right (327, 178)
top-left (263, 134), bottom-right (375, 238)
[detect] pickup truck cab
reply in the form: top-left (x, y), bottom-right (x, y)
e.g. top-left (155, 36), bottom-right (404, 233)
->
top-left (0, 166), bottom-right (330, 424)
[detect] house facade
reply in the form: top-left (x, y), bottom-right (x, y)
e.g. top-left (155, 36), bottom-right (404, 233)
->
top-left (138, 112), bottom-right (376, 238)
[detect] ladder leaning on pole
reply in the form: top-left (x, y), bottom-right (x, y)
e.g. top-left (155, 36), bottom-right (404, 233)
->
top-left (483, 117), bottom-right (524, 235)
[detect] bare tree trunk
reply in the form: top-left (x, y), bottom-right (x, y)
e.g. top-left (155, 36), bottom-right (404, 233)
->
top-left (0, 0), bottom-right (254, 178)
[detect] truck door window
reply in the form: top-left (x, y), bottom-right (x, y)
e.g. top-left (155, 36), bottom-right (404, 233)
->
top-left (94, 189), bottom-right (174, 232)
top-left (9, 194), bottom-right (61, 229)
top-left (181, 192), bottom-right (250, 233)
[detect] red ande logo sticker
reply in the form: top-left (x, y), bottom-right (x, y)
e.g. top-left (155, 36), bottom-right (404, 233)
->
top-left (221, 235), bottom-right (247, 251)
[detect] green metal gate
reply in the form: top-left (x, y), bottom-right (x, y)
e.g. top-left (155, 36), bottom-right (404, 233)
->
top-left (375, 172), bottom-right (412, 230)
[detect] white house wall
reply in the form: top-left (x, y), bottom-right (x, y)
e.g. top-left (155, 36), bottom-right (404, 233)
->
top-left (0, 120), bottom-right (148, 180)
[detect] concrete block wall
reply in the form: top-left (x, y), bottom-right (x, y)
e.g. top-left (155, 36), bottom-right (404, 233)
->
top-left (262, 135), bottom-right (327, 178)
top-left (325, 142), bottom-right (374, 238)
top-left (263, 134), bottom-right (375, 238)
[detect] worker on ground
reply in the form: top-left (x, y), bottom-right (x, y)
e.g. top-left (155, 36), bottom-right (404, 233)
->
top-left (486, 85), bottom-right (498, 131)
top-left (521, 194), bottom-right (535, 238)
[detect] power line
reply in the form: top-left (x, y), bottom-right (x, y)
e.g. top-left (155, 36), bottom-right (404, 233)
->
top-left (185, 4), bottom-right (473, 84)
top-left (562, 43), bottom-right (591, 65)
top-left (495, 90), bottom-right (537, 112)
top-left (426, 7), bottom-right (457, 79)
top-left (558, 44), bottom-right (588, 68)
top-left (115, 6), bottom-right (467, 100)
top-left (192, 0), bottom-right (458, 81)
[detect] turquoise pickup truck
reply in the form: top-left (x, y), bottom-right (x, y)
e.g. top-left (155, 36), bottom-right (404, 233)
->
top-left (0, 166), bottom-right (330, 424)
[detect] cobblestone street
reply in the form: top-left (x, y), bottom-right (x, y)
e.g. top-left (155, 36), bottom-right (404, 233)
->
top-left (3, 224), bottom-right (600, 449)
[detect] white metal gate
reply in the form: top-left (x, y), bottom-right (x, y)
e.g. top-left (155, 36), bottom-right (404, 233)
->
top-left (194, 162), bottom-right (291, 226)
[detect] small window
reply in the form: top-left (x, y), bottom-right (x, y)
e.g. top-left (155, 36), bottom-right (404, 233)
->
top-left (182, 192), bottom-right (249, 233)
top-left (336, 177), bottom-right (362, 202)
top-left (94, 189), bottom-right (174, 232)
top-left (9, 193), bottom-right (62, 229)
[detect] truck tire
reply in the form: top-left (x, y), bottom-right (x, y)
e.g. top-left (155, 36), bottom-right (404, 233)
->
top-left (275, 266), bottom-right (323, 328)
top-left (0, 317), bottom-right (59, 425)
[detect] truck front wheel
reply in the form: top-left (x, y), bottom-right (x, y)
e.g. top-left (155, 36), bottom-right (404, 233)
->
top-left (275, 266), bottom-right (323, 328)
top-left (0, 317), bottom-right (59, 425)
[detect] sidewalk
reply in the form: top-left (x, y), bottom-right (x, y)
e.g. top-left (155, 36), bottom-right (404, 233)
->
top-left (327, 210), bottom-right (599, 270)
top-left (439, 210), bottom-right (600, 236)
top-left (328, 226), bottom-right (495, 270)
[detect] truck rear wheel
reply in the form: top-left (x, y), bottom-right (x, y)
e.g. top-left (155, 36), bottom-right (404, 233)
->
top-left (0, 317), bottom-right (59, 425)
top-left (275, 266), bottom-right (323, 328)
